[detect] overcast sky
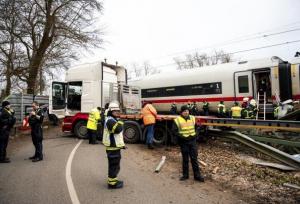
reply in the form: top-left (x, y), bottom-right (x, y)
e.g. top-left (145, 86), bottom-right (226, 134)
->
top-left (75, 0), bottom-right (300, 72)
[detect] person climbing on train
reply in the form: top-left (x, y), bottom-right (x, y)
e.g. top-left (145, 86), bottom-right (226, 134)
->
top-left (249, 99), bottom-right (258, 119)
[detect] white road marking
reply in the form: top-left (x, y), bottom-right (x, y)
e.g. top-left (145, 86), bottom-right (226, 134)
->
top-left (66, 140), bottom-right (83, 204)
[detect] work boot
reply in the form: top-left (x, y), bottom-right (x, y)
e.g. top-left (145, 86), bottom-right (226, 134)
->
top-left (194, 175), bottom-right (205, 182)
top-left (147, 144), bottom-right (154, 149)
top-left (29, 155), bottom-right (36, 160)
top-left (108, 180), bottom-right (124, 189)
top-left (0, 158), bottom-right (11, 163)
top-left (179, 176), bottom-right (189, 181)
top-left (32, 157), bottom-right (43, 162)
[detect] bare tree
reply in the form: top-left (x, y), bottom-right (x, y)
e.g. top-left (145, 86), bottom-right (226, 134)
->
top-left (130, 62), bottom-right (142, 78)
top-left (174, 57), bottom-right (184, 70)
top-left (185, 54), bottom-right (194, 69)
top-left (0, 0), bottom-right (103, 95)
top-left (193, 52), bottom-right (209, 67)
top-left (174, 50), bottom-right (233, 69)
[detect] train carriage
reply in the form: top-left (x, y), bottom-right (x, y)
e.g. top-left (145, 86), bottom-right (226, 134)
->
top-left (130, 57), bottom-right (300, 114)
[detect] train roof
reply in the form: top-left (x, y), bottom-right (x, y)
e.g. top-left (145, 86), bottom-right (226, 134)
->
top-left (130, 57), bottom-right (280, 89)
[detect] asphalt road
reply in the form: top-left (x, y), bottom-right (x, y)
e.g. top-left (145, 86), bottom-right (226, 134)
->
top-left (0, 128), bottom-right (245, 204)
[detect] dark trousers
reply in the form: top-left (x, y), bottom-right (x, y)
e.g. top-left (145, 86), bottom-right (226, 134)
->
top-left (106, 149), bottom-right (121, 180)
top-left (31, 126), bottom-right (43, 159)
top-left (88, 129), bottom-right (97, 144)
top-left (180, 139), bottom-right (201, 178)
top-left (0, 129), bottom-right (10, 160)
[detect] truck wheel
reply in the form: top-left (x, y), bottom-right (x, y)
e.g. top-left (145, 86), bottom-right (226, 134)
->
top-left (153, 125), bottom-right (168, 145)
top-left (123, 121), bottom-right (142, 143)
top-left (48, 114), bottom-right (58, 126)
top-left (74, 120), bottom-right (88, 139)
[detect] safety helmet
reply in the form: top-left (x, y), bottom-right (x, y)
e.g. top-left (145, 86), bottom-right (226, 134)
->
top-left (243, 97), bottom-right (249, 102)
top-left (250, 99), bottom-right (256, 106)
top-left (108, 101), bottom-right (120, 111)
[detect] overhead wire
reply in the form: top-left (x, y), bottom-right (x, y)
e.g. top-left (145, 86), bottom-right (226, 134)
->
top-left (131, 39), bottom-right (300, 70)
top-left (127, 21), bottom-right (300, 66)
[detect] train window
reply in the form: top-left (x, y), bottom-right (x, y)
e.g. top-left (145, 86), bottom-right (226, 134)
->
top-left (238, 75), bottom-right (249, 93)
top-left (166, 88), bottom-right (175, 91)
top-left (147, 89), bottom-right (157, 92)
top-left (141, 82), bottom-right (222, 98)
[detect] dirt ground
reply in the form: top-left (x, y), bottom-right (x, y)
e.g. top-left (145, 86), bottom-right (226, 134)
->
top-left (8, 126), bottom-right (300, 204)
top-left (149, 139), bottom-right (300, 204)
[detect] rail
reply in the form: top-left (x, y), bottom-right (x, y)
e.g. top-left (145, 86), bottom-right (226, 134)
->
top-left (208, 128), bottom-right (300, 170)
top-left (201, 118), bottom-right (300, 132)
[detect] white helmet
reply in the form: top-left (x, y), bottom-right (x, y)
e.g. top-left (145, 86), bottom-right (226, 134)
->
top-left (243, 97), bottom-right (249, 102)
top-left (108, 101), bottom-right (120, 111)
top-left (250, 99), bottom-right (256, 106)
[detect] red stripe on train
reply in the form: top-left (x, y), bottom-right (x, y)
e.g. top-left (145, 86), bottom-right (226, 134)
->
top-left (144, 96), bottom-right (250, 104)
top-left (145, 95), bottom-right (300, 104)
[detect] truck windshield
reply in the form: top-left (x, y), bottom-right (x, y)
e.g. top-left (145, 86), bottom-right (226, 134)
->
top-left (67, 81), bottom-right (82, 110)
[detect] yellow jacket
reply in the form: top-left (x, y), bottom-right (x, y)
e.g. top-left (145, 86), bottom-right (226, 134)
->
top-left (87, 108), bottom-right (101, 130)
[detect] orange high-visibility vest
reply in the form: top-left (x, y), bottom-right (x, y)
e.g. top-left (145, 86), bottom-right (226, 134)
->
top-left (141, 104), bottom-right (157, 125)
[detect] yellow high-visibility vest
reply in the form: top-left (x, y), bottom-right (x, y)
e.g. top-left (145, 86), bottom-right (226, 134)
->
top-left (87, 108), bottom-right (101, 130)
top-left (102, 117), bottom-right (125, 150)
top-left (218, 104), bottom-right (226, 113)
top-left (231, 106), bottom-right (242, 118)
top-left (174, 115), bottom-right (196, 138)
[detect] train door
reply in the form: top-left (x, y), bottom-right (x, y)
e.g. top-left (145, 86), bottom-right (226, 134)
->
top-left (252, 69), bottom-right (272, 102)
top-left (234, 71), bottom-right (253, 100)
top-left (278, 62), bottom-right (293, 101)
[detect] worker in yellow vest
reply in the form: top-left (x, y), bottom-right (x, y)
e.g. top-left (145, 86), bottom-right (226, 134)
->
top-left (87, 107), bottom-right (101, 144)
top-left (217, 101), bottom-right (226, 118)
top-left (102, 101), bottom-right (125, 189)
top-left (173, 105), bottom-right (204, 182)
top-left (231, 102), bottom-right (242, 118)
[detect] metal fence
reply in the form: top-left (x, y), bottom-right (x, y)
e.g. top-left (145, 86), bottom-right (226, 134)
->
top-left (4, 94), bottom-right (49, 124)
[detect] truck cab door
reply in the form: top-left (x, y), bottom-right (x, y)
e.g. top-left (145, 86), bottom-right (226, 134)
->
top-left (234, 71), bottom-right (253, 100)
top-left (49, 81), bottom-right (67, 119)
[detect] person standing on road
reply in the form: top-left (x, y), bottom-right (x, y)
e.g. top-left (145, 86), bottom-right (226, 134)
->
top-left (0, 101), bottom-right (16, 163)
top-left (28, 101), bottom-right (44, 162)
top-left (173, 105), bottom-right (204, 182)
top-left (102, 101), bottom-right (125, 189)
top-left (87, 107), bottom-right (101, 144)
top-left (141, 102), bottom-right (157, 149)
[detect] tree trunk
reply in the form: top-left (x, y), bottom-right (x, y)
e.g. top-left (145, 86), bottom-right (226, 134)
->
top-left (4, 65), bottom-right (12, 97)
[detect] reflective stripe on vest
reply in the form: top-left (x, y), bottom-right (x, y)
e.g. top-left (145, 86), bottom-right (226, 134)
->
top-left (102, 116), bottom-right (125, 148)
top-left (218, 104), bottom-right (226, 113)
top-left (174, 115), bottom-right (196, 138)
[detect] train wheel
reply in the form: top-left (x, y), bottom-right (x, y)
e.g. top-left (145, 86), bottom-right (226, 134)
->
top-left (123, 121), bottom-right (141, 143)
top-left (74, 120), bottom-right (88, 139)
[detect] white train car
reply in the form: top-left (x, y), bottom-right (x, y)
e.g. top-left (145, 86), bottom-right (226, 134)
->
top-left (130, 57), bottom-right (300, 113)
